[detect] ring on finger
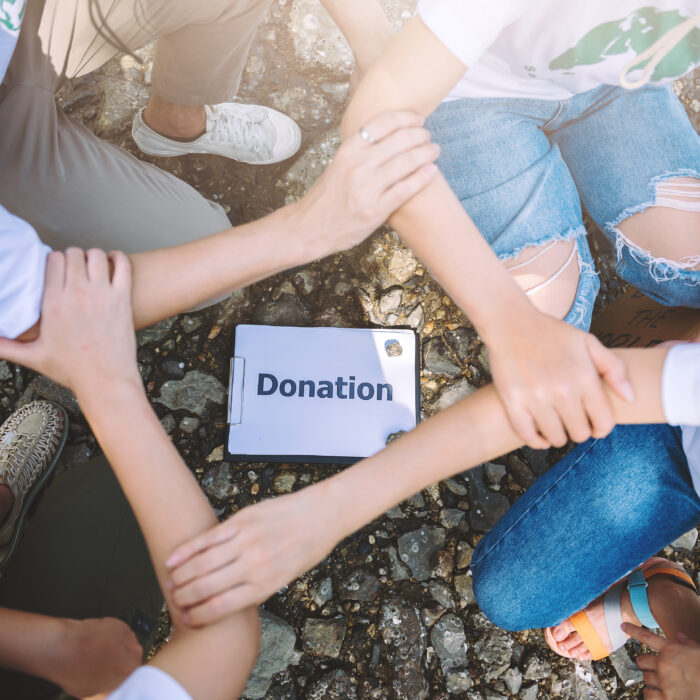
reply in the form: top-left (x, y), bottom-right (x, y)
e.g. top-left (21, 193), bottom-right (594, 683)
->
top-left (359, 127), bottom-right (376, 145)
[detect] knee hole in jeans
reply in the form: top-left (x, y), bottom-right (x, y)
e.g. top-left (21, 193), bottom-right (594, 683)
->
top-left (615, 177), bottom-right (700, 274)
top-left (504, 239), bottom-right (581, 320)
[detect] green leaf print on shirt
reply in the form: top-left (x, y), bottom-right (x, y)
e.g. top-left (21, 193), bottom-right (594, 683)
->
top-left (1, 0), bottom-right (25, 35)
top-left (549, 6), bottom-right (700, 82)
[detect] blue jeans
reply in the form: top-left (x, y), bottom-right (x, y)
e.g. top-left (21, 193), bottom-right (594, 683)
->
top-left (471, 424), bottom-right (700, 630)
top-left (427, 84), bottom-right (700, 329)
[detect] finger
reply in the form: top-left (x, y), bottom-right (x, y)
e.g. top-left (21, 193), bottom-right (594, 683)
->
top-left (349, 111), bottom-right (426, 148)
top-left (170, 539), bottom-right (239, 589)
top-left (622, 623), bottom-right (668, 652)
top-left (43, 251), bottom-right (66, 293)
top-left (375, 142), bottom-right (441, 190)
top-left (174, 559), bottom-right (245, 609)
top-left (184, 583), bottom-right (259, 628)
top-left (0, 338), bottom-right (39, 369)
top-left (635, 654), bottom-right (659, 672)
top-left (64, 247), bottom-right (88, 286)
top-left (643, 688), bottom-right (663, 700)
top-left (166, 523), bottom-right (237, 570)
top-left (108, 251), bottom-right (132, 292)
top-left (379, 163), bottom-right (439, 214)
top-left (582, 378), bottom-right (615, 440)
top-left (642, 671), bottom-right (660, 689)
top-left (367, 127), bottom-right (433, 167)
top-left (558, 394), bottom-right (594, 443)
top-left (506, 402), bottom-right (550, 449)
top-left (587, 334), bottom-right (635, 403)
top-left (86, 248), bottom-right (109, 284)
top-left (531, 404), bottom-right (568, 448)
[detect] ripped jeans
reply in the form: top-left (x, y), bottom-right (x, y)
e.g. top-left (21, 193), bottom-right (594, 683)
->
top-left (427, 84), bottom-right (700, 327)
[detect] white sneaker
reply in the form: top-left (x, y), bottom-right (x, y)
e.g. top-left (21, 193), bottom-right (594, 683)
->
top-left (132, 103), bottom-right (302, 165)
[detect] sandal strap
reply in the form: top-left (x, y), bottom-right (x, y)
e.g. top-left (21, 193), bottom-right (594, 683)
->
top-left (603, 581), bottom-right (628, 651)
top-left (628, 570), bottom-right (659, 629)
top-left (646, 567), bottom-right (696, 591)
top-left (570, 610), bottom-right (609, 661)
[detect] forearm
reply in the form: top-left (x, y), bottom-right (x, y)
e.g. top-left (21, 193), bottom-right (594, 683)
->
top-left (320, 0), bottom-right (394, 70)
top-left (128, 203), bottom-right (310, 329)
top-left (323, 347), bottom-right (669, 538)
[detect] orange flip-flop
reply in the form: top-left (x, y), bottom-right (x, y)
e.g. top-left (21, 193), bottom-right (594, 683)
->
top-left (544, 557), bottom-right (696, 661)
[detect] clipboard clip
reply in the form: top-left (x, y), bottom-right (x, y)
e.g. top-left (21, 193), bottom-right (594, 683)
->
top-left (228, 356), bottom-right (245, 425)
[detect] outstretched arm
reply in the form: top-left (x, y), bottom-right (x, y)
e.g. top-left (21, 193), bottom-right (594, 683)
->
top-left (0, 250), bottom-right (259, 700)
top-left (165, 343), bottom-right (671, 626)
top-left (340, 16), bottom-right (633, 449)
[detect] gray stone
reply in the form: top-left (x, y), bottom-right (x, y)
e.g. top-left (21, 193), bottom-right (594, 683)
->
top-left (180, 315), bottom-right (203, 334)
top-left (465, 465), bottom-right (510, 533)
top-left (386, 546), bottom-right (410, 581)
top-left (243, 611), bottom-right (297, 699)
top-left (154, 370), bottom-right (226, 416)
top-left (29, 376), bottom-right (80, 415)
top-left (339, 570), bottom-right (380, 601)
top-left (305, 669), bottom-right (358, 700)
top-left (405, 491), bottom-right (426, 508)
top-left (310, 577), bottom-right (334, 607)
top-left (397, 526), bottom-right (446, 581)
top-left (379, 286), bottom-right (403, 314)
top-left (446, 668), bottom-right (473, 694)
top-left (433, 377), bottom-right (476, 412)
top-left (253, 294), bottom-right (308, 326)
top-left (472, 613), bottom-right (514, 680)
top-left (440, 508), bottom-right (465, 528)
top-left (431, 612), bottom-right (468, 671)
top-left (201, 463), bottom-right (239, 501)
top-left (380, 599), bottom-right (429, 699)
top-left (671, 528), bottom-right (698, 550)
top-left (521, 446), bottom-right (550, 476)
top-left (506, 454), bottom-right (536, 488)
top-left (444, 327), bottom-right (476, 360)
top-left (406, 304), bottom-right (425, 332)
top-left (454, 573), bottom-right (476, 607)
top-left (179, 416), bottom-right (201, 434)
top-left (302, 616), bottom-right (346, 658)
top-left (136, 317), bottom-right (176, 346)
top-left (504, 667), bottom-right (523, 695)
top-left (444, 477), bottom-right (469, 496)
top-left (484, 462), bottom-right (507, 485)
top-left (159, 413), bottom-right (176, 434)
top-left (523, 656), bottom-right (552, 681)
top-left (550, 661), bottom-right (609, 700)
top-left (610, 646), bottom-right (643, 687)
top-left (423, 338), bottom-right (461, 377)
top-left (429, 580), bottom-right (454, 609)
top-left (0, 361), bottom-right (11, 381)
top-left (519, 684), bottom-right (538, 700)
top-left (456, 542), bottom-right (474, 569)
top-left (385, 505), bottom-right (406, 519)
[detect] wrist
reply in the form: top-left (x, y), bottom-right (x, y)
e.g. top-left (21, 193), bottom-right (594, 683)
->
top-left (476, 292), bottom-right (539, 346)
top-left (75, 373), bottom-right (145, 415)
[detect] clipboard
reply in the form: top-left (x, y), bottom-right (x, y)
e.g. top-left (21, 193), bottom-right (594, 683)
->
top-left (226, 325), bottom-right (420, 464)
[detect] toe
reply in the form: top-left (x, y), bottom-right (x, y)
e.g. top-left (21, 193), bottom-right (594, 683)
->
top-left (552, 619), bottom-right (576, 641)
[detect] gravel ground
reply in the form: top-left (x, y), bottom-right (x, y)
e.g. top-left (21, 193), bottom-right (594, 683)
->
top-left (2, 1), bottom-right (699, 698)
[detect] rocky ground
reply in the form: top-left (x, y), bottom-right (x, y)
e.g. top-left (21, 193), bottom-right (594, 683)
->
top-left (1, 1), bottom-right (699, 698)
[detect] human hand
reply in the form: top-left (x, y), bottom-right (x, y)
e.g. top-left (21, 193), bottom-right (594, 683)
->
top-left (296, 110), bottom-right (439, 260)
top-left (0, 248), bottom-right (140, 400)
top-left (52, 617), bottom-right (142, 698)
top-left (165, 482), bottom-right (339, 627)
top-left (623, 623), bottom-right (700, 700)
top-left (488, 311), bottom-right (634, 448)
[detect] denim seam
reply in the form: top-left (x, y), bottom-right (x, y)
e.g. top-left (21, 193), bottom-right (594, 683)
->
top-left (603, 169), bottom-right (700, 286)
top-left (472, 440), bottom-right (598, 566)
top-left (496, 223), bottom-right (587, 263)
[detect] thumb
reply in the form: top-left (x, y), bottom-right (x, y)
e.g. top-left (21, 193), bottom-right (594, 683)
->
top-left (586, 334), bottom-right (635, 402)
top-left (0, 337), bottom-right (40, 371)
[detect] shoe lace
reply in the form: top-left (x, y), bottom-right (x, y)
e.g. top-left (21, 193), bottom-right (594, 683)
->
top-left (2, 433), bottom-right (38, 496)
top-left (208, 107), bottom-right (274, 160)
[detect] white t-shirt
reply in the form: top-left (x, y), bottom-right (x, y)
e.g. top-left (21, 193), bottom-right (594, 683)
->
top-left (0, 205), bottom-right (50, 338)
top-left (417, 0), bottom-right (700, 100)
top-left (108, 666), bottom-right (193, 700)
top-left (662, 343), bottom-right (700, 497)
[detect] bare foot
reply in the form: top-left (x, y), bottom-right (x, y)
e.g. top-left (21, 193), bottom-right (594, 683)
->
top-left (142, 94), bottom-right (206, 140)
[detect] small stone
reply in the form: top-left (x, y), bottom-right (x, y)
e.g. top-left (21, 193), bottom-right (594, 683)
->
top-left (671, 528), bottom-right (698, 550)
top-left (423, 337), bottom-right (461, 377)
top-left (384, 340), bottom-right (403, 357)
top-left (484, 462), bottom-right (507, 485)
top-left (339, 570), bottom-right (379, 601)
top-left (27, 376), bottom-right (80, 415)
top-left (406, 304), bottom-right (425, 332)
top-left (405, 491), bottom-right (425, 508)
top-left (179, 416), bottom-right (200, 434)
top-left (610, 646), bottom-right (644, 687)
top-left (444, 327), bottom-right (476, 360)
top-left (446, 668), bottom-right (473, 694)
top-left (200, 463), bottom-right (239, 501)
top-left (160, 358), bottom-right (186, 379)
top-left (444, 477), bottom-right (469, 496)
top-left (433, 377), bottom-right (476, 412)
top-left (181, 315), bottom-right (203, 334)
top-left (504, 667), bottom-right (523, 695)
top-left (523, 656), bottom-right (551, 681)
top-left (429, 580), bottom-right (454, 609)
top-left (440, 508), bottom-right (465, 528)
top-left (506, 454), bottom-right (536, 488)
top-left (136, 317), bottom-right (176, 346)
top-left (421, 603), bottom-right (447, 627)
top-left (159, 413), bottom-right (176, 434)
top-left (397, 526), bottom-right (446, 581)
top-left (465, 465), bottom-right (510, 533)
top-left (0, 361), bottom-right (11, 381)
top-left (274, 472), bottom-right (296, 493)
top-left (155, 370), bottom-right (226, 416)
top-left (431, 612), bottom-right (468, 672)
top-left (302, 616), bottom-right (347, 658)
top-left (253, 294), bottom-right (308, 326)
top-left (519, 684), bottom-right (538, 700)
top-left (433, 549), bottom-right (454, 579)
top-left (456, 542), bottom-right (474, 569)
top-left (385, 505), bottom-right (406, 519)
top-left (454, 573), bottom-right (476, 607)
top-left (310, 577), bottom-right (334, 607)
top-left (206, 445), bottom-right (224, 463)
top-left (379, 286), bottom-right (403, 314)
top-left (521, 446), bottom-right (550, 476)
top-left (305, 668), bottom-right (357, 699)
top-left (387, 247), bottom-right (418, 284)
top-left (386, 546), bottom-right (410, 581)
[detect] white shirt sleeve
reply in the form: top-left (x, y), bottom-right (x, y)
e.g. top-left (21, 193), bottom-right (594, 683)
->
top-left (662, 343), bottom-right (700, 427)
top-left (107, 666), bottom-right (193, 700)
top-left (0, 205), bottom-right (50, 338)
top-left (416, 0), bottom-right (529, 68)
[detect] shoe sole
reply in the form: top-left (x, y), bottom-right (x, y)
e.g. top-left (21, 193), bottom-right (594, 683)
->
top-left (0, 403), bottom-right (69, 572)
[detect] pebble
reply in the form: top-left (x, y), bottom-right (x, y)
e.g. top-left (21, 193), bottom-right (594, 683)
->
top-left (523, 655), bottom-right (551, 681)
top-left (339, 570), bottom-right (380, 601)
top-left (200, 463), bottom-right (239, 501)
top-left (305, 669), bottom-right (358, 699)
top-left (160, 358), bottom-right (186, 379)
top-left (484, 462), bottom-right (507, 486)
top-left (379, 286), bottom-right (403, 314)
top-left (431, 612), bottom-right (468, 671)
top-left (444, 327), bottom-right (476, 360)
top-left (671, 528), bottom-right (698, 550)
top-left (155, 370), bottom-right (226, 416)
top-left (179, 416), bottom-right (200, 434)
top-left (610, 645), bottom-right (644, 687)
top-left (456, 542), bottom-right (474, 569)
top-left (439, 508), bottom-right (465, 528)
top-left (503, 667), bottom-right (523, 695)
top-left (519, 683), bottom-right (538, 700)
top-left (397, 527), bottom-right (446, 581)
top-left (159, 413), bottom-right (176, 434)
top-left (454, 573), bottom-right (476, 607)
top-left (429, 580), bottom-right (454, 609)
top-left (432, 377), bottom-right (476, 412)
top-left (274, 472), bottom-right (296, 493)
top-left (302, 616), bottom-right (347, 658)
top-left (465, 465), bottom-right (511, 533)
top-left (423, 337), bottom-right (461, 377)
top-left (310, 577), bottom-right (334, 607)
top-left (0, 362), bottom-right (11, 382)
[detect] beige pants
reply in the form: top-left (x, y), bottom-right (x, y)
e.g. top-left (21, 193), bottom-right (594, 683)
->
top-left (0, 0), bottom-right (272, 252)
